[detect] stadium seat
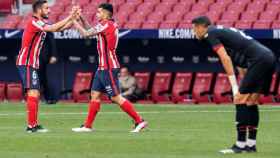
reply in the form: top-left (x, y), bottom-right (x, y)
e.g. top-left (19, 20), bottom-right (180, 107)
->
top-left (118, 3), bottom-right (138, 14)
top-left (183, 11), bottom-right (206, 23)
top-left (259, 11), bottom-right (278, 22)
top-left (240, 11), bottom-right (259, 22)
top-left (192, 73), bottom-right (214, 104)
top-left (124, 22), bottom-right (142, 29)
top-left (216, 20), bottom-right (235, 27)
top-left (209, 2), bottom-right (228, 12)
top-left (191, 4), bottom-right (208, 13)
top-left (221, 11), bottom-right (240, 21)
top-left (205, 11), bottom-right (221, 23)
top-left (213, 73), bottom-right (232, 104)
top-left (266, 3), bottom-right (280, 12)
top-left (129, 11), bottom-right (149, 23)
top-left (226, 2), bottom-right (247, 13)
top-left (235, 21), bottom-right (253, 29)
top-left (159, 22), bottom-right (178, 29)
top-left (6, 83), bottom-right (23, 102)
top-left (72, 72), bottom-right (93, 103)
top-left (146, 12), bottom-right (166, 23)
top-left (246, 2), bottom-right (266, 13)
top-left (151, 72), bottom-right (172, 103)
top-left (172, 3), bottom-right (192, 13)
top-left (155, 2), bottom-right (174, 13)
top-left (272, 21), bottom-right (280, 29)
top-left (178, 22), bottom-right (192, 28)
top-left (171, 73), bottom-right (193, 104)
top-left (134, 72), bottom-right (151, 102)
top-left (142, 22), bottom-right (160, 29)
top-left (0, 0), bottom-right (14, 13)
top-left (136, 2), bottom-right (155, 13)
top-left (0, 83), bottom-right (6, 102)
top-left (259, 74), bottom-right (277, 104)
top-left (165, 11), bottom-right (184, 23)
top-left (253, 21), bottom-right (272, 29)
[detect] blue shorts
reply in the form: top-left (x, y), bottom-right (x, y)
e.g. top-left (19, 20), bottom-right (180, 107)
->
top-left (17, 66), bottom-right (40, 90)
top-left (92, 69), bottom-right (120, 97)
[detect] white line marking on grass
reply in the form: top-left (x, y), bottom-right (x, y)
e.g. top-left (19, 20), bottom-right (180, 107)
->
top-left (0, 109), bottom-right (279, 117)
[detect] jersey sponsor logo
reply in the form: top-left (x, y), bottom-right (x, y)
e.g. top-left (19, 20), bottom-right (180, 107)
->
top-left (4, 30), bottom-right (21, 38)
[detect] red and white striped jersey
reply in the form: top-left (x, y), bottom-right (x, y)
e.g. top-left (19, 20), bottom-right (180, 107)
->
top-left (95, 19), bottom-right (120, 70)
top-left (16, 16), bottom-right (47, 69)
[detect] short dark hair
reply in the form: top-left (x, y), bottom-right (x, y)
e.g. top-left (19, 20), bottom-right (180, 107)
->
top-left (191, 16), bottom-right (212, 26)
top-left (32, 0), bottom-right (47, 12)
top-left (98, 3), bottom-right (113, 15)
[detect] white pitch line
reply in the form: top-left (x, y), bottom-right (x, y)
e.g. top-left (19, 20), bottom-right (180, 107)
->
top-left (0, 109), bottom-right (279, 116)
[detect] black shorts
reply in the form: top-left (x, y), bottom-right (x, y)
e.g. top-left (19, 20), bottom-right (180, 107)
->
top-left (239, 46), bottom-right (276, 95)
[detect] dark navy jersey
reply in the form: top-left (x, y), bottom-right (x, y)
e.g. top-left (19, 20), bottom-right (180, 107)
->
top-left (204, 25), bottom-right (266, 59)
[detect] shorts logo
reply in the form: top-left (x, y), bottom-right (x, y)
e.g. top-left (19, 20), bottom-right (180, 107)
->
top-left (32, 79), bottom-right (38, 86)
top-left (105, 86), bottom-right (113, 94)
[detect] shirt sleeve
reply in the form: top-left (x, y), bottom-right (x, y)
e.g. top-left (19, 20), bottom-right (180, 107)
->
top-left (93, 22), bottom-right (109, 34)
top-left (206, 33), bottom-right (223, 52)
top-left (31, 20), bottom-right (46, 31)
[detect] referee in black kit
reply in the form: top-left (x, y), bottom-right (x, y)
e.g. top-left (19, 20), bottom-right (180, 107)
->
top-left (191, 16), bottom-right (276, 154)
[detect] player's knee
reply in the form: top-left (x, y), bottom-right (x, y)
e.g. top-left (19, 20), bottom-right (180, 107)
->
top-left (111, 95), bottom-right (125, 105)
top-left (90, 93), bottom-right (101, 102)
top-left (27, 89), bottom-right (40, 98)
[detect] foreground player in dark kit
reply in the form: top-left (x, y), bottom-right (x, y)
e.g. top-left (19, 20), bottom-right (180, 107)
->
top-left (16, 0), bottom-right (80, 133)
top-left (72, 3), bottom-right (148, 133)
top-left (192, 16), bottom-right (276, 154)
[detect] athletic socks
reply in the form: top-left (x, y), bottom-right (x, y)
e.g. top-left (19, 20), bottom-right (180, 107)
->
top-left (235, 104), bottom-right (248, 147)
top-left (120, 100), bottom-right (142, 124)
top-left (247, 105), bottom-right (259, 147)
top-left (26, 96), bottom-right (39, 128)
top-left (84, 101), bottom-right (101, 128)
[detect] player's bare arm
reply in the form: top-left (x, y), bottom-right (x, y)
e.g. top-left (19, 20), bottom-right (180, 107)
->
top-left (79, 15), bottom-right (92, 30)
top-left (73, 20), bottom-right (98, 38)
top-left (216, 46), bottom-right (239, 95)
top-left (44, 6), bottom-right (80, 32)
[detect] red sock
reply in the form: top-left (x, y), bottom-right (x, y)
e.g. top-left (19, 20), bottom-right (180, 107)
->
top-left (26, 96), bottom-right (38, 127)
top-left (84, 101), bottom-right (101, 128)
top-left (120, 100), bottom-right (142, 124)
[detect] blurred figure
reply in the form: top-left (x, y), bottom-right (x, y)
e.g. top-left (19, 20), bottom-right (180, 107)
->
top-left (119, 67), bottom-right (144, 102)
top-left (39, 32), bottom-right (58, 104)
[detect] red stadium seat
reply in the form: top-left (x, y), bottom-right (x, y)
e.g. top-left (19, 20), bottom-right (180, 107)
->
top-left (124, 22), bottom-right (142, 29)
top-left (216, 20), bottom-right (235, 27)
top-left (209, 2), bottom-right (228, 12)
top-left (191, 4), bottom-right (208, 13)
top-left (0, 83), bottom-right (6, 101)
top-left (171, 73), bottom-right (193, 104)
top-left (192, 73), bottom-right (214, 104)
top-left (272, 21), bottom-right (280, 29)
top-left (259, 74), bottom-right (277, 104)
top-left (246, 2), bottom-right (266, 13)
top-left (240, 11), bottom-right (259, 22)
top-left (205, 11), bottom-right (221, 23)
top-left (266, 3), bottom-right (280, 12)
top-left (183, 11), bottom-right (205, 23)
top-left (136, 2), bottom-right (155, 13)
top-left (155, 2), bottom-right (174, 13)
top-left (159, 22), bottom-right (178, 29)
top-left (6, 83), bottom-right (23, 102)
top-left (227, 2), bottom-right (247, 13)
top-left (253, 21), bottom-right (271, 29)
top-left (161, 0), bottom-right (179, 4)
top-left (0, 0), bottom-right (14, 13)
top-left (178, 22), bottom-right (192, 28)
top-left (134, 72), bottom-right (151, 92)
top-left (146, 12), bottom-right (166, 23)
top-left (142, 22), bottom-right (160, 29)
top-left (172, 3), bottom-right (192, 13)
top-left (165, 11), bottom-right (184, 23)
top-left (118, 3), bottom-right (138, 14)
top-left (259, 11), bottom-right (278, 22)
top-left (221, 11), bottom-right (240, 21)
top-left (72, 72), bottom-right (93, 103)
top-left (129, 11), bottom-right (148, 23)
top-left (213, 73), bottom-right (232, 104)
top-left (151, 72), bottom-right (172, 103)
top-left (235, 21), bottom-right (253, 29)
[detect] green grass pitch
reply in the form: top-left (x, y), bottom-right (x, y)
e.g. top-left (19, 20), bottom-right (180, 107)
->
top-left (0, 102), bottom-right (279, 158)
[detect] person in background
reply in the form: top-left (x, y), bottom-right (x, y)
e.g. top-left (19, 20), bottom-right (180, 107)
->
top-left (39, 32), bottom-right (58, 104)
top-left (119, 67), bottom-right (143, 102)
